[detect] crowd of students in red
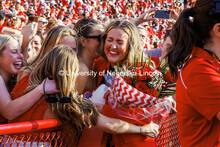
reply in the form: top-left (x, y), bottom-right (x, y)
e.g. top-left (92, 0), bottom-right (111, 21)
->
top-left (0, 0), bottom-right (196, 50)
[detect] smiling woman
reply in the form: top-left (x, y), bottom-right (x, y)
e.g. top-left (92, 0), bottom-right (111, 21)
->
top-left (0, 35), bottom-right (59, 124)
top-left (93, 20), bottom-right (159, 147)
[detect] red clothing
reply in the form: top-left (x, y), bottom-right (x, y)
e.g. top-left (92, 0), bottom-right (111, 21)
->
top-left (176, 47), bottom-right (220, 147)
top-left (9, 74), bottom-right (55, 141)
top-left (94, 57), bottom-right (156, 147)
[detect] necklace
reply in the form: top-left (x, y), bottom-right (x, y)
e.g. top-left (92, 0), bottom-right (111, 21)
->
top-left (212, 53), bottom-right (220, 64)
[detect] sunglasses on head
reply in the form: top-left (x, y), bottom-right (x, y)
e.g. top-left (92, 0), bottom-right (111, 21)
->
top-left (83, 35), bottom-right (101, 42)
top-left (43, 79), bottom-right (72, 103)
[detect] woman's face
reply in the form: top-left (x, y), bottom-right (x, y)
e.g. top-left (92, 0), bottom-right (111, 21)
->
top-left (30, 35), bottom-right (42, 52)
top-left (104, 28), bottom-right (129, 67)
top-left (0, 38), bottom-right (23, 75)
top-left (59, 35), bottom-right (77, 52)
top-left (84, 26), bottom-right (103, 59)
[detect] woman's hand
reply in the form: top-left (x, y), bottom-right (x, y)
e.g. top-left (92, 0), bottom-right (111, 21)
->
top-left (165, 96), bottom-right (177, 112)
top-left (38, 78), bottom-right (60, 95)
top-left (141, 122), bottom-right (159, 138)
top-left (90, 84), bottom-right (108, 112)
top-left (22, 22), bottom-right (38, 46)
top-left (90, 84), bottom-right (108, 105)
top-left (132, 8), bottom-right (157, 26)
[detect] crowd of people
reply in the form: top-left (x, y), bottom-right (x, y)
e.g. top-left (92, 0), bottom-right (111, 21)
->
top-left (0, 0), bottom-right (219, 147)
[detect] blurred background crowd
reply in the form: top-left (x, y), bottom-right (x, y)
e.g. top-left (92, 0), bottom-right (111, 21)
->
top-left (0, 0), bottom-right (196, 57)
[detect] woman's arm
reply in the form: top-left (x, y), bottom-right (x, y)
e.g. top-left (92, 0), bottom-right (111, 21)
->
top-left (21, 23), bottom-right (38, 66)
top-left (96, 113), bottom-right (159, 137)
top-left (0, 76), bottom-right (59, 120)
top-left (2, 27), bottom-right (21, 35)
top-left (132, 8), bottom-right (156, 26)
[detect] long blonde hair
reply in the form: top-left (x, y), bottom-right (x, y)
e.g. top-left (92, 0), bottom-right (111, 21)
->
top-left (28, 26), bottom-right (78, 67)
top-left (28, 45), bottom-right (99, 130)
top-left (99, 20), bottom-right (146, 67)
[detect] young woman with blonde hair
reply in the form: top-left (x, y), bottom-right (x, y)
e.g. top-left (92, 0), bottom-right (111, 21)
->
top-left (96, 20), bottom-right (147, 85)
top-left (11, 45), bottom-right (98, 129)
top-left (79, 20), bottom-right (161, 147)
top-left (28, 25), bottom-right (78, 67)
top-left (9, 45), bottom-right (99, 145)
top-left (0, 34), bottom-right (58, 124)
top-left (19, 25), bottom-right (78, 80)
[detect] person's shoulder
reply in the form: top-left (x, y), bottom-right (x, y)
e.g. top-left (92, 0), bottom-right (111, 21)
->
top-left (187, 56), bottom-right (218, 72)
top-left (182, 56), bottom-right (220, 86)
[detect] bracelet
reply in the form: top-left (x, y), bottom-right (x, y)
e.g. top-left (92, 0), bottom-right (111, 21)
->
top-left (139, 125), bottom-right (142, 134)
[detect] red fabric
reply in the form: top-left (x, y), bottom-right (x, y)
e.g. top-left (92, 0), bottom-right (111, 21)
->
top-left (94, 57), bottom-right (156, 147)
top-left (8, 74), bottom-right (54, 141)
top-left (78, 127), bottom-right (106, 147)
top-left (176, 47), bottom-right (220, 147)
top-left (94, 56), bottom-right (110, 87)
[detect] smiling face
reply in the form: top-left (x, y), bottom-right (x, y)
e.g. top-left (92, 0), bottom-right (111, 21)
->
top-left (0, 38), bottom-right (23, 76)
top-left (104, 28), bottom-right (129, 67)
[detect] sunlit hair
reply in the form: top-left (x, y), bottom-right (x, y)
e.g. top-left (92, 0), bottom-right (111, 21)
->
top-left (0, 35), bottom-right (20, 56)
top-left (45, 20), bottom-right (59, 33)
top-left (74, 18), bottom-right (103, 56)
top-left (27, 45), bottom-right (99, 130)
top-left (28, 26), bottom-right (78, 67)
top-left (99, 20), bottom-right (147, 67)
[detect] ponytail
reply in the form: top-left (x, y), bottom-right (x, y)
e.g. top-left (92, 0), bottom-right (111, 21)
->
top-left (167, 8), bottom-right (198, 77)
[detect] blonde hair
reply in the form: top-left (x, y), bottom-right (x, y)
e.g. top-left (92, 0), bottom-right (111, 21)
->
top-left (99, 20), bottom-right (146, 67)
top-left (28, 26), bottom-right (78, 67)
top-left (28, 45), bottom-right (99, 130)
top-left (0, 35), bottom-right (21, 56)
top-left (0, 35), bottom-right (22, 91)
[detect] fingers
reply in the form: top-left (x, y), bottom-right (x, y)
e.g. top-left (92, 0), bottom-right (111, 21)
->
top-left (146, 8), bottom-right (157, 13)
top-left (44, 78), bottom-right (60, 94)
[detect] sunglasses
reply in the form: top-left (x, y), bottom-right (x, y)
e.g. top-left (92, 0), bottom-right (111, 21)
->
top-left (84, 35), bottom-right (101, 42)
top-left (43, 79), bottom-right (72, 103)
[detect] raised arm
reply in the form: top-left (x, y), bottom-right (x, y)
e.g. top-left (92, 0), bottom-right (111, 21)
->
top-left (21, 22), bottom-right (38, 65)
top-left (132, 8), bottom-right (156, 26)
top-left (1, 27), bottom-right (21, 35)
top-left (0, 76), bottom-right (59, 120)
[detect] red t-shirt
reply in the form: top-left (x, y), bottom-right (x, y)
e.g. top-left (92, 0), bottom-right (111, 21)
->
top-left (176, 47), bottom-right (220, 147)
